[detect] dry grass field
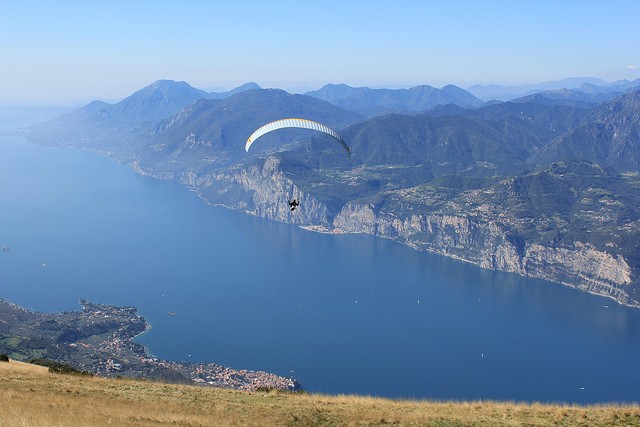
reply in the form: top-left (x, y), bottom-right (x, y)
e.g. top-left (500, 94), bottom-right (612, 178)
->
top-left (2, 359), bottom-right (640, 426)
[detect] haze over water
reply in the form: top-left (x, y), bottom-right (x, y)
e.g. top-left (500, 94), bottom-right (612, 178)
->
top-left (2, 115), bottom-right (640, 403)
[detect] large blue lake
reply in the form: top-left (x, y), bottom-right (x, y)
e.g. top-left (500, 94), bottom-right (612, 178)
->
top-left (1, 114), bottom-right (640, 403)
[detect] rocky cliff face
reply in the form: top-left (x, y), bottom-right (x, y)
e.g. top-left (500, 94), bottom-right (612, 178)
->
top-left (332, 203), bottom-right (637, 307)
top-left (206, 156), bottom-right (332, 226)
top-left (132, 155), bottom-right (332, 227)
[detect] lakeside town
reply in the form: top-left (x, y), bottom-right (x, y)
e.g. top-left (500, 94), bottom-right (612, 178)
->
top-left (0, 298), bottom-right (300, 392)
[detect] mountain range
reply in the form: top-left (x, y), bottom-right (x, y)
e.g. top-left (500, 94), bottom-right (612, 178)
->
top-left (305, 83), bottom-right (484, 117)
top-left (468, 77), bottom-right (640, 102)
top-left (28, 78), bottom-right (640, 307)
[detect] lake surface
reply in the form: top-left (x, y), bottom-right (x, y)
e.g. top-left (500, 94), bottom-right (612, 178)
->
top-left (2, 115), bottom-right (640, 403)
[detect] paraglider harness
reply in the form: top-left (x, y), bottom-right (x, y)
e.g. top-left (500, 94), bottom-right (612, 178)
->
top-left (288, 198), bottom-right (300, 212)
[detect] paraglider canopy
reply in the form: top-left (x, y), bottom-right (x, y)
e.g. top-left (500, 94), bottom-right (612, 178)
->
top-left (245, 118), bottom-right (351, 157)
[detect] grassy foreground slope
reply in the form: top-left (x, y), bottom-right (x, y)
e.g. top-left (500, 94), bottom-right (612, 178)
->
top-left (1, 360), bottom-right (639, 427)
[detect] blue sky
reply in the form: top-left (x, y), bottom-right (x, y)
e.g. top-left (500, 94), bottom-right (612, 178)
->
top-left (2, 0), bottom-right (639, 105)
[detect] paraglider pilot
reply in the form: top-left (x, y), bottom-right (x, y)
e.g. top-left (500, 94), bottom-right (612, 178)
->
top-left (288, 198), bottom-right (300, 212)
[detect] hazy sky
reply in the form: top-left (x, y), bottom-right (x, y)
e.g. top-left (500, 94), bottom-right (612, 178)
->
top-left (2, 0), bottom-right (639, 105)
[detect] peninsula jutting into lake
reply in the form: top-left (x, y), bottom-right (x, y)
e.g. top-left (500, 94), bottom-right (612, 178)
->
top-left (0, 298), bottom-right (300, 392)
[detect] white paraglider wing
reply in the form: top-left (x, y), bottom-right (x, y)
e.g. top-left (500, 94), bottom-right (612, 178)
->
top-left (245, 118), bottom-right (351, 156)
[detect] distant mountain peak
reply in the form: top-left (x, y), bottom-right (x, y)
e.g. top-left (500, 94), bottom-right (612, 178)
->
top-left (93, 80), bottom-right (210, 124)
top-left (207, 82), bottom-right (263, 99)
top-left (232, 82), bottom-right (261, 91)
top-left (150, 79), bottom-right (187, 87)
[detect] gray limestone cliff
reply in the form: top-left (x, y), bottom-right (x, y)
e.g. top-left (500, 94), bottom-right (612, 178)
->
top-left (132, 156), bottom-right (332, 227)
top-left (332, 204), bottom-right (637, 307)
